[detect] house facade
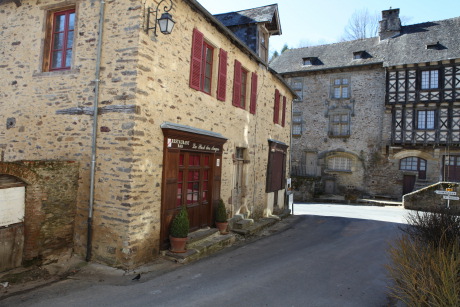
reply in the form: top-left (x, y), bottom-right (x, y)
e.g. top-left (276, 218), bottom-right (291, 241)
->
top-left (0, 0), bottom-right (293, 269)
top-left (270, 9), bottom-right (460, 201)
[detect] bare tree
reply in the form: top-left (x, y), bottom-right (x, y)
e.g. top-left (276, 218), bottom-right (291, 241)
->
top-left (341, 8), bottom-right (380, 41)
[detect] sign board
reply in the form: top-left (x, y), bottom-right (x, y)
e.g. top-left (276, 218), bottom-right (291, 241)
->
top-left (435, 190), bottom-right (457, 196)
top-left (0, 187), bottom-right (25, 227)
top-left (443, 195), bottom-right (460, 201)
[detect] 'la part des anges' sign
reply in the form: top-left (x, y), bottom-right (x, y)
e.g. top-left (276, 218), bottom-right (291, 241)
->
top-left (167, 138), bottom-right (221, 153)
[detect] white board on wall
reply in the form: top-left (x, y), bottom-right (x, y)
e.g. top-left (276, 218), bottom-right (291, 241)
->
top-left (0, 187), bottom-right (25, 227)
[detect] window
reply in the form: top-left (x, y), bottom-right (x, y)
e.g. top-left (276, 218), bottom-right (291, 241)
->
top-left (281, 96), bottom-right (287, 127)
top-left (329, 112), bottom-right (350, 137)
top-left (292, 78), bottom-right (303, 101)
top-left (190, 29), bottom-right (225, 96)
top-left (331, 77), bottom-right (350, 99)
top-left (353, 51), bottom-right (364, 60)
top-left (400, 157), bottom-right (427, 179)
top-left (421, 70), bottom-right (439, 89)
top-left (327, 156), bottom-right (352, 171)
top-left (249, 72), bottom-right (258, 115)
top-left (259, 30), bottom-right (268, 62)
top-left (232, 60), bottom-right (249, 109)
top-left (302, 57), bottom-right (317, 66)
top-left (292, 112), bottom-right (302, 136)
top-left (417, 110), bottom-right (435, 129)
top-left (44, 8), bottom-right (76, 71)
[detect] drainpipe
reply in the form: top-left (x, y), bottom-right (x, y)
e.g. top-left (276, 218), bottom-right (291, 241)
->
top-left (86, 0), bottom-right (106, 262)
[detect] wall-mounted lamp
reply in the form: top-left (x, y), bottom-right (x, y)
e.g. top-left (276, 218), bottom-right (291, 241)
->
top-left (144, 0), bottom-right (175, 36)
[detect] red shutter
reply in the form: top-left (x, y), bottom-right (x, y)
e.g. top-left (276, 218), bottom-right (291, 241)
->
top-left (250, 72), bottom-right (258, 114)
top-left (274, 89), bottom-right (280, 124)
top-left (217, 48), bottom-right (228, 101)
top-left (281, 95), bottom-right (287, 127)
top-left (232, 60), bottom-right (242, 107)
top-left (189, 28), bottom-right (204, 91)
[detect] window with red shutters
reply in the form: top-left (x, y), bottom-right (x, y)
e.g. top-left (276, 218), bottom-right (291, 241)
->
top-left (232, 60), bottom-right (242, 107)
top-left (250, 72), bottom-right (258, 114)
top-left (201, 42), bottom-right (214, 94)
top-left (217, 48), bottom-right (227, 101)
top-left (43, 8), bottom-right (76, 72)
top-left (274, 89), bottom-right (280, 124)
top-left (281, 95), bottom-right (287, 127)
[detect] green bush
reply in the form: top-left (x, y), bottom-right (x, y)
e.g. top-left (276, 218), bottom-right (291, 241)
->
top-left (170, 206), bottom-right (189, 238)
top-left (216, 199), bottom-right (227, 223)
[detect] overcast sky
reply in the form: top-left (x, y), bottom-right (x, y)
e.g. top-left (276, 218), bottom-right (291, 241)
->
top-left (197, 0), bottom-right (460, 54)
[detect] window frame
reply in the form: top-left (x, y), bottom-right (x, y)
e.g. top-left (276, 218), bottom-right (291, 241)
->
top-left (328, 111), bottom-right (351, 137)
top-left (292, 78), bottom-right (303, 102)
top-left (331, 77), bottom-right (350, 99)
top-left (327, 156), bottom-right (352, 172)
top-left (292, 112), bottom-right (302, 136)
top-left (417, 110), bottom-right (436, 130)
top-left (201, 42), bottom-right (214, 95)
top-left (43, 7), bottom-right (76, 72)
top-left (421, 70), bottom-right (439, 90)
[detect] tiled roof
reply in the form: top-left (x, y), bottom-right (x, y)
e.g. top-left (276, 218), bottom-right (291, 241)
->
top-left (214, 4), bottom-right (281, 35)
top-left (270, 16), bottom-right (460, 74)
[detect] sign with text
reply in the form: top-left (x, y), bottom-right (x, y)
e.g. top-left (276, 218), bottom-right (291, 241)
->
top-left (0, 187), bottom-right (25, 227)
top-left (443, 195), bottom-right (460, 201)
top-left (435, 190), bottom-right (457, 196)
top-left (167, 138), bottom-right (221, 153)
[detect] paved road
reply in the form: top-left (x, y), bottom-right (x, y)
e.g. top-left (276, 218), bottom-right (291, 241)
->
top-left (2, 205), bottom-right (407, 307)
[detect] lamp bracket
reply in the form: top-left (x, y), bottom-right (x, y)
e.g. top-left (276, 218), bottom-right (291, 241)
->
top-left (145, 0), bottom-right (174, 36)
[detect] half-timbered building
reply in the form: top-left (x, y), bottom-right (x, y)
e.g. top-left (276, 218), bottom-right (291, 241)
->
top-left (271, 8), bottom-right (460, 200)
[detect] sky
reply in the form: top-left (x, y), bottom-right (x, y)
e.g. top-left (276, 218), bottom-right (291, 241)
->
top-left (196, 0), bottom-right (460, 55)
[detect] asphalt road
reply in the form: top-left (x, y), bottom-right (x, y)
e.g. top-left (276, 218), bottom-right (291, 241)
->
top-left (2, 204), bottom-right (407, 307)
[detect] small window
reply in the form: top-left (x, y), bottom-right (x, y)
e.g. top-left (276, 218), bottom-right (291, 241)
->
top-left (43, 8), bottom-right (76, 71)
top-left (292, 112), bottom-right (302, 136)
top-left (331, 77), bottom-right (350, 99)
top-left (329, 112), bottom-right (350, 137)
top-left (202, 42), bottom-right (214, 94)
top-left (417, 110), bottom-right (435, 130)
top-left (421, 70), bottom-right (439, 89)
top-left (292, 78), bottom-right (303, 101)
top-left (302, 57), bottom-right (317, 66)
top-left (426, 42), bottom-right (440, 50)
top-left (353, 51), bottom-right (364, 60)
top-left (232, 60), bottom-right (249, 109)
top-left (190, 29), bottom-right (219, 96)
top-left (327, 156), bottom-right (352, 171)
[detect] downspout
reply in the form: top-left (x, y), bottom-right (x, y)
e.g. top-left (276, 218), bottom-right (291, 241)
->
top-left (86, 0), bottom-right (106, 262)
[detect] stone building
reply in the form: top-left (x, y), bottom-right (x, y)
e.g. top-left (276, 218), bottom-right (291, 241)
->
top-left (270, 9), bottom-right (460, 201)
top-left (0, 0), bottom-right (294, 269)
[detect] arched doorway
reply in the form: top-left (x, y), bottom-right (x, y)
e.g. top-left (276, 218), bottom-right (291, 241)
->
top-left (400, 156), bottom-right (427, 194)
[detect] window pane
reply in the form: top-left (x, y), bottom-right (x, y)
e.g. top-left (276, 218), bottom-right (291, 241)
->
top-left (51, 51), bottom-right (63, 68)
top-left (430, 71), bottom-right (438, 89)
top-left (54, 14), bottom-right (66, 32)
top-left (67, 31), bottom-right (74, 48)
top-left (426, 111), bottom-right (435, 129)
top-left (334, 88), bottom-right (340, 98)
top-left (334, 79), bottom-right (341, 85)
top-left (292, 124), bottom-right (301, 135)
top-left (53, 33), bottom-right (64, 50)
top-left (69, 13), bottom-right (75, 30)
top-left (65, 50), bottom-right (72, 67)
top-left (421, 71), bottom-right (429, 89)
top-left (342, 87), bottom-right (348, 98)
top-left (342, 78), bottom-right (349, 85)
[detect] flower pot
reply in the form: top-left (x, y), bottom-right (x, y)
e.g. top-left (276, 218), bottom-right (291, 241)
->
top-left (216, 222), bottom-right (229, 235)
top-left (169, 235), bottom-right (188, 253)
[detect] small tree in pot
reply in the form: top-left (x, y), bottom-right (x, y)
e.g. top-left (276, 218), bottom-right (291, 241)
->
top-left (169, 205), bottom-right (189, 253)
top-left (215, 199), bottom-right (229, 234)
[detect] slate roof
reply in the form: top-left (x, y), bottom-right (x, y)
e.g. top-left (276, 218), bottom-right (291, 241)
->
top-left (214, 4), bottom-right (281, 35)
top-left (270, 16), bottom-right (460, 74)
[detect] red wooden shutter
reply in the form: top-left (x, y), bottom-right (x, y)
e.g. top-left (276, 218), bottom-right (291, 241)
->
top-left (189, 28), bottom-right (204, 91)
top-left (274, 89), bottom-right (280, 124)
top-left (232, 60), bottom-right (242, 107)
top-left (281, 95), bottom-right (287, 127)
top-left (250, 72), bottom-right (258, 114)
top-left (217, 49), bottom-right (228, 101)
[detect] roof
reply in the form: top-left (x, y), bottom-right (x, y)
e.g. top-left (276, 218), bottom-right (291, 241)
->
top-left (214, 4), bottom-right (281, 35)
top-left (270, 16), bottom-right (460, 74)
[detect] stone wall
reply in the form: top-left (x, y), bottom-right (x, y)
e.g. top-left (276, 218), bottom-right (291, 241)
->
top-left (403, 182), bottom-right (460, 213)
top-left (0, 0), bottom-right (293, 268)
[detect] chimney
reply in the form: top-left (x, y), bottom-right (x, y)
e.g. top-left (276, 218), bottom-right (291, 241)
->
top-left (379, 8), bottom-right (401, 40)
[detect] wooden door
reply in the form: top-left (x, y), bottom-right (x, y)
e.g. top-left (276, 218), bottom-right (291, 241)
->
top-left (443, 156), bottom-right (460, 182)
top-left (403, 175), bottom-right (416, 195)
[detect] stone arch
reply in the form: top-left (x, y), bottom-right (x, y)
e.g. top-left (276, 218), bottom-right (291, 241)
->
top-left (0, 162), bottom-right (44, 260)
top-left (393, 150), bottom-right (434, 161)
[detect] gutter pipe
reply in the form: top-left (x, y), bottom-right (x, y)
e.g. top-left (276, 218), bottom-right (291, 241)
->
top-left (86, 0), bottom-right (106, 262)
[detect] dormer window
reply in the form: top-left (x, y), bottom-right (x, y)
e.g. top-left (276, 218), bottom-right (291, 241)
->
top-left (353, 51), bottom-right (368, 60)
top-left (426, 41), bottom-right (440, 50)
top-left (302, 57), bottom-right (317, 66)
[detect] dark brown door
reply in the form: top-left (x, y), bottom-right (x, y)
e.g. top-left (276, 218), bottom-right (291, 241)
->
top-left (443, 156), bottom-right (460, 182)
top-left (403, 175), bottom-right (416, 195)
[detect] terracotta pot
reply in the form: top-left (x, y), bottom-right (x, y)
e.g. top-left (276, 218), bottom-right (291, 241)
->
top-left (169, 235), bottom-right (188, 253)
top-left (216, 222), bottom-right (229, 234)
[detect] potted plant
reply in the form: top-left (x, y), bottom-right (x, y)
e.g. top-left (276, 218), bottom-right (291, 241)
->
top-left (169, 205), bottom-right (189, 253)
top-left (215, 199), bottom-right (229, 234)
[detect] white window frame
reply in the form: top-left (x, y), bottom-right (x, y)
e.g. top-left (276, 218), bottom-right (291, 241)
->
top-left (421, 70), bottom-right (439, 89)
top-left (331, 77), bottom-right (350, 99)
top-left (417, 110), bottom-right (435, 130)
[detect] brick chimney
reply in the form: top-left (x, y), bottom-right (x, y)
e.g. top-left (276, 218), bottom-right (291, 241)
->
top-left (379, 8), bottom-right (401, 40)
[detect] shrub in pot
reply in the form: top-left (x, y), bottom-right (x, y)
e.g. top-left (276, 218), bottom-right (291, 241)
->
top-left (169, 205), bottom-right (189, 253)
top-left (215, 199), bottom-right (229, 234)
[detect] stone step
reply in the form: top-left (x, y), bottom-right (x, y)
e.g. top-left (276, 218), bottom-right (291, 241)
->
top-left (231, 218), bottom-right (278, 236)
top-left (162, 229), bottom-right (235, 264)
top-left (233, 218), bottom-right (254, 230)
